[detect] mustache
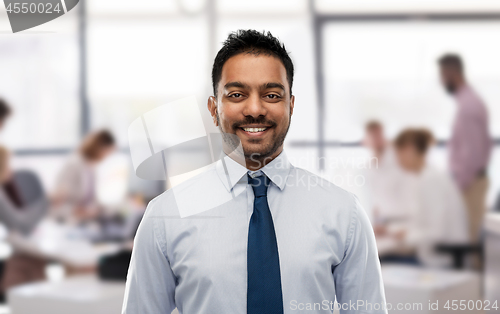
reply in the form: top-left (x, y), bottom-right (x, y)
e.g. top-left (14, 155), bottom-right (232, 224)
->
top-left (232, 116), bottom-right (277, 129)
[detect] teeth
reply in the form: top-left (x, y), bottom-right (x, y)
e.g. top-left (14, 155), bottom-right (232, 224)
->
top-left (243, 127), bottom-right (267, 133)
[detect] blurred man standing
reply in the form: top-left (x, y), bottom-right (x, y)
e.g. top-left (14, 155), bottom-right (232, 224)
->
top-left (438, 54), bottom-right (492, 243)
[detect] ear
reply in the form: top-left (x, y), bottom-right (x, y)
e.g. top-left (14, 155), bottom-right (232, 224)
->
top-left (207, 96), bottom-right (218, 127)
top-left (289, 95), bottom-right (295, 117)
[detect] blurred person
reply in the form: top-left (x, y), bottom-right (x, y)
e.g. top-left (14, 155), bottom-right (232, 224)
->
top-left (438, 54), bottom-right (492, 242)
top-left (0, 99), bottom-right (23, 209)
top-left (0, 146), bottom-right (49, 291)
top-left (363, 120), bottom-right (390, 162)
top-left (376, 128), bottom-right (469, 268)
top-left (52, 130), bottom-right (116, 224)
top-left (123, 30), bottom-right (387, 314)
top-left (0, 98), bottom-right (11, 131)
top-left (363, 121), bottom-right (408, 227)
top-left (0, 147), bottom-right (48, 234)
top-left (0, 98), bottom-right (50, 293)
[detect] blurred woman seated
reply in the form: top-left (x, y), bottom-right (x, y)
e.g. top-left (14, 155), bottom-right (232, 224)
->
top-left (52, 130), bottom-right (116, 225)
top-left (0, 146), bottom-right (49, 291)
top-left (0, 147), bottom-right (48, 235)
top-left (375, 128), bottom-right (469, 268)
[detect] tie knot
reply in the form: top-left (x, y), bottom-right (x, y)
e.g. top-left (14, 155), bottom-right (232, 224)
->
top-left (248, 174), bottom-right (270, 197)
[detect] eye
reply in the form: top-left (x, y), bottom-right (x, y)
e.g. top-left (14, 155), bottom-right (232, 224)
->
top-left (265, 94), bottom-right (281, 99)
top-left (229, 93), bottom-right (243, 98)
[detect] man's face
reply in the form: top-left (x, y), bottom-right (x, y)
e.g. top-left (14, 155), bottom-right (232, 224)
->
top-left (440, 66), bottom-right (459, 95)
top-left (208, 53), bottom-right (294, 161)
top-left (364, 127), bottom-right (386, 153)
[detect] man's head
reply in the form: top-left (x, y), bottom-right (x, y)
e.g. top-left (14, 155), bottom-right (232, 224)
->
top-left (0, 98), bottom-right (12, 130)
top-left (438, 54), bottom-right (465, 95)
top-left (208, 30), bottom-right (295, 168)
top-left (363, 120), bottom-right (386, 156)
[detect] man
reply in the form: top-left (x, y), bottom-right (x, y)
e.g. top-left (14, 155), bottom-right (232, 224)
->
top-left (123, 30), bottom-right (386, 314)
top-left (0, 99), bottom-right (11, 131)
top-left (363, 121), bottom-right (388, 164)
top-left (438, 54), bottom-right (492, 243)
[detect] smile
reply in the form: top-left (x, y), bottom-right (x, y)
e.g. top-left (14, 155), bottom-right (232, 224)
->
top-left (238, 125), bottom-right (273, 137)
top-left (242, 127), bottom-right (268, 133)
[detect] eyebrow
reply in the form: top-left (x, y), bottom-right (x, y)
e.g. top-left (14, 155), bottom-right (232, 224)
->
top-left (224, 81), bottom-right (249, 90)
top-left (262, 82), bottom-right (285, 92)
top-left (223, 81), bottom-right (286, 92)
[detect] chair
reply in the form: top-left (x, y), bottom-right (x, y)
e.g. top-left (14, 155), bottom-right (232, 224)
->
top-left (435, 243), bottom-right (483, 270)
top-left (0, 170), bottom-right (46, 302)
top-left (11, 170), bottom-right (46, 206)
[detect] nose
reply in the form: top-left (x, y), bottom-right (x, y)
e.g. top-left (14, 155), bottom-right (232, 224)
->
top-left (242, 94), bottom-right (267, 118)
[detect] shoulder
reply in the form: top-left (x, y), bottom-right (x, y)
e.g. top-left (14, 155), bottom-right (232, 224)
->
top-left (62, 153), bottom-right (87, 170)
top-left (284, 166), bottom-right (368, 246)
top-left (421, 164), bottom-right (442, 179)
top-left (56, 154), bottom-right (86, 183)
top-left (144, 163), bottom-right (220, 218)
top-left (291, 167), bottom-right (371, 241)
top-left (287, 166), bottom-right (360, 210)
top-left (289, 167), bottom-right (353, 195)
top-left (458, 86), bottom-right (487, 115)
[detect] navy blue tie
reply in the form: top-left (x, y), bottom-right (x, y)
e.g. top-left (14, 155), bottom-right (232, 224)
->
top-left (247, 174), bottom-right (284, 314)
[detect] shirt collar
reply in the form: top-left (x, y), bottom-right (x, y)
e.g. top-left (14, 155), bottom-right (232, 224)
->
top-left (455, 83), bottom-right (471, 99)
top-left (216, 150), bottom-right (292, 192)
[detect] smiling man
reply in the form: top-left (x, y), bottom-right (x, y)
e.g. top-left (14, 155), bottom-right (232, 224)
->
top-left (122, 30), bottom-right (387, 314)
top-left (209, 50), bottom-right (292, 170)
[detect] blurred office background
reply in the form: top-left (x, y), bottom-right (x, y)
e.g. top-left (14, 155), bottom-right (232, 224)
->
top-left (0, 0), bottom-right (499, 313)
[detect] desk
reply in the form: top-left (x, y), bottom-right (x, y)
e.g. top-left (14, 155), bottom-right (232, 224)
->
top-left (7, 219), bottom-right (122, 268)
top-left (7, 275), bottom-right (125, 314)
top-left (485, 213), bottom-right (500, 311)
top-left (382, 265), bottom-right (481, 314)
top-left (8, 265), bottom-right (482, 314)
top-left (7, 275), bottom-right (183, 314)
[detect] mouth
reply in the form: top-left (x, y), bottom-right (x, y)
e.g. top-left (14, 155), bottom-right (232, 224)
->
top-left (237, 125), bottom-right (273, 137)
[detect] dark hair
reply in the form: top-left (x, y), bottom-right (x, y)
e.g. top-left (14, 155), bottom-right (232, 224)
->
top-left (211, 29), bottom-right (294, 97)
top-left (438, 53), bottom-right (463, 73)
top-left (80, 129), bottom-right (115, 161)
top-left (365, 120), bottom-right (383, 132)
top-left (395, 128), bottom-right (434, 155)
top-left (0, 98), bottom-right (12, 122)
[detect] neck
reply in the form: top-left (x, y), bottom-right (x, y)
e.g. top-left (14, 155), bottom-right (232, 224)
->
top-left (245, 147), bottom-right (283, 171)
top-left (223, 145), bottom-right (283, 171)
top-left (455, 79), bottom-right (467, 93)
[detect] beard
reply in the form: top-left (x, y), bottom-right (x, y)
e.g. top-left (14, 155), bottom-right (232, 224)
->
top-left (217, 113), bottom-right (291, 161)
top-left (445, 82), bottom-right (457, 95)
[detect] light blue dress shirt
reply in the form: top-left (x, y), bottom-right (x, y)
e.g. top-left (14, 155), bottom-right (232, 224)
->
top-left (122, 151), bottom-right (387, 314)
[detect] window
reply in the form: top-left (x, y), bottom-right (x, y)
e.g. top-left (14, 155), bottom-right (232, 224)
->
top-left (87, 1), bottom-right (210, 146)
top-left (0, 9), bottom-right (79, 149)
top-left (323, 21), bottom-right (500, 142)
top-left (315, 0), bottom-right (500, 14)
